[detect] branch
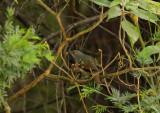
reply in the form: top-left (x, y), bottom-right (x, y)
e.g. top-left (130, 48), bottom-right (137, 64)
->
top-left (49, 66), bottom-right (160, 83)
top-left (8, 65), bottom-right (160, 105)
top-left (100, 66), bottom-right (160, 79)
top-left (8, 3), bottom-right (109, 105)
top-left (67, 10), bottom-right (109, 41)
top-left (46, 15), bottom-right (100, 40)
top-left (8, 71), bottom-right (49, 105)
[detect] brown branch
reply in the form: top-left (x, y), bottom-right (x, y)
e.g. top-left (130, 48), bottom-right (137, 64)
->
top-left (67, 10), bottom-right (109, 41)
top-left (48, 66), bottom-right (160, 83)
top-left (59, 0), bottom-right (70, 15)
top-left (8, 64), bottom-right (160, 105)
top-left (7, 39), bottom-right (69, 105)
top-left (46, 15), bottom-right (100, 40)
top-left (51, 61), bottom-right (72, 78)
top-left (37, 0), bottom-right (56, 16)
top-left (119, 14), bottom-right (133, 69)
top-left (56, 14), bottom-right (67, 39)
top-left (37, 0), bottom-right (67, 39)
top-left (8, 71), bottom-right (49, 105)
top-left (8, 3), bottom-right (108, 105)
top-left (71, 70), bottom-right (89, 113)
top-left (101, 66), bottom-right (160, 79)
top-left (48, 74), bottom-right (72, 82)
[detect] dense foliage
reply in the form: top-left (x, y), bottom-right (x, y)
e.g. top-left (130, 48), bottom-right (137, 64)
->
top-left (0, 0), bottom-right (160, 113)
top-left (0, 7), bottom-right (53, 110)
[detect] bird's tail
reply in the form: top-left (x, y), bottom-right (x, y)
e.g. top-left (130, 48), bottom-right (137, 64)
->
top-left (92, 72), bottom-right (101, 84)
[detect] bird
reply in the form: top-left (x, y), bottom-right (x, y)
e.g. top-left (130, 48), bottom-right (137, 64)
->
top-left (69, 50), bottom-right (101, 83)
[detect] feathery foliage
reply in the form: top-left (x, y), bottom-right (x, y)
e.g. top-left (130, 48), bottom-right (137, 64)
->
top-left (81, 83), bottom-right (103, 99)
top-left (0, 7), bottom-right (54, 109)
top-left (92, 105), bottom-right (108, 113)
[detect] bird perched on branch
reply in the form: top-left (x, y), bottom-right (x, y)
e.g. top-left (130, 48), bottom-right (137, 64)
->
top-left (69, 50), bottom-right (101, 83)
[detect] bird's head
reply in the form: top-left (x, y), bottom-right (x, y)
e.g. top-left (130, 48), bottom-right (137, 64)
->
top-left (68, 50), bottom-right (80, 64)
top-left (69, 50), bottom-right (85, 61)
top-left (69, 50), bottom-right (80, 58)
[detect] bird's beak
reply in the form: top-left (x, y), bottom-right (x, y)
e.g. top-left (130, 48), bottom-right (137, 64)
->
top-left (67, 51), bottom-right (74, 55)
top-left (68, 51), bottom-right (73, 55)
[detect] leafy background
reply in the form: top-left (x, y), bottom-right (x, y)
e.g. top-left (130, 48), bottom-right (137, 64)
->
top-left (0, 0), bottom-right (160, 113)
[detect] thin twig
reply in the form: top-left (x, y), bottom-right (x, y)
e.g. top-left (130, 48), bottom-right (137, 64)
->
top-left (67, 10), bottom-right (109, 41)
top-left (59, 0), bottom-right (70, 15)
top-left (117, 76), bottom-right (138, 90)
top-left (60, 53), bottom-right (70, 71)
top-left (98, 49), bottom-right (112, 95)
top-left (71, 71), bottom-right (89, 113)
top-left (37, 0), bottom-right (56, 16)
top-left (8, 0), bottom-right (108, 106)
top-left (51, 61), bottom-right (72, 79)
top-left (119, 14), bottom-right (133, 69)
top-left (46, 15), bottom-right (100, 40)
top-left (137, 76), bottom-right (143, 113)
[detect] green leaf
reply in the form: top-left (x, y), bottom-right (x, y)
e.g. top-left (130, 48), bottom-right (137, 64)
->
top-left (67, 85), bottom-right (77, 91)
top-left (128, 6), bottom-right (159, 24)
top-left (121, 20), bottom-right (140, 46)
top-left (136, 56), bottom-right (153, 65)
top-left (0, 8), bottom-right (54, 86)
top-left (126, 1), bottom-right (140, 7)
top-left (107, 6), bottom-right (122, 21)
top-left (109, 0), bottom-right (121, 7)
top-left (6, 7), bottom-right (14, 18)
top-left (89, 0), bottom-right (111, 7)
top-left (32, 36), bottom-right (41, 40)
top-left (137, 45), bottom-right (160, 59)
top-left (138, 0), bottom-right (160, 15)
top-left (45, 51), bottom-right (54, 61)
top-left (92, 105), bottom-right (108, 113)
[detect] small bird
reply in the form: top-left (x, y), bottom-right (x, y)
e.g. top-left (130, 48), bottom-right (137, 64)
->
top-left (69, 50), bottom-right (101, 83)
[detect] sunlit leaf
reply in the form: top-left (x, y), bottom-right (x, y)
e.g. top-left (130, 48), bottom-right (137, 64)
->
top-left (122, 20), bottom-right (140, 46)
top-left (137, 45), bottom-right (160, 59)
top-left (138, 0), bottom-right (160, 15)
top-left (128, 6), bottom-right (159, 24)
top-left (107, 6), bottom-right (122, 21)
top-left (126, 1), bottom-right (140, 7)
top-left (109, 0), bottom-right (121, 7)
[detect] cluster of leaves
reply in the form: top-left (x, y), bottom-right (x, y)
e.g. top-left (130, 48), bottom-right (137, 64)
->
top-left (70, 0), bottom-right (160, 112)
top-left (107, 88), bottom-right (137, 112)
top-left (68, 83), bottom-right (136, 113)
top-left (68, 82), bottom-right (103, 98)
top-left (140, 88), bottom-right (160, 112)
top-left (89, 0), bottom-right (160, 66)
top-left (70, 84), bottom-right (160, 113)
top-left (0, 7), bottom-right (54, 108)
top-left (0, 90), bottom-right (8, 110)
top-left (92, 105), bottom-right (108, 113)
top-left (80, 83), bottom-right (103, 99)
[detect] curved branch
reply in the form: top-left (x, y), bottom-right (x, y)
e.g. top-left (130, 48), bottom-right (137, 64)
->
top-left (46, 15), bottom-right (101, 40)
top-left (8, 65), bottom-right (160, 105)
top-left (8, 5), bottom-right (109, 106)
